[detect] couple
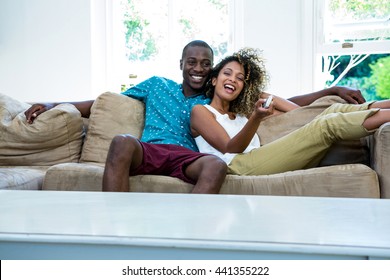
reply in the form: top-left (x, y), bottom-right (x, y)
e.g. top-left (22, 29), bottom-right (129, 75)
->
top-left (25, 40), bottom-right (376, 194)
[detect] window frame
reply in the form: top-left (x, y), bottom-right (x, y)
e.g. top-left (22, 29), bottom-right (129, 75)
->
top-left (310, 0), bottom-right (390, 89)
top-left (316, 0), bottom-right (390, 56)
top-left (98, 0), bottom-right (240, 93)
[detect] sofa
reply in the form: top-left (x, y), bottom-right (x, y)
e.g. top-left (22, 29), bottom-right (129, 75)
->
top-left (1, 92), bottom-right (389, 198)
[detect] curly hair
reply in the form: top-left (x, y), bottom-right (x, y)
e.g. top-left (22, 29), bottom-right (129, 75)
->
top-left (205, 48), bottom-right (269, 115)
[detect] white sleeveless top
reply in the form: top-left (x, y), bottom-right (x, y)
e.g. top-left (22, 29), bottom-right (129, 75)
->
top-left (194, 105), bottom-right (261, 164)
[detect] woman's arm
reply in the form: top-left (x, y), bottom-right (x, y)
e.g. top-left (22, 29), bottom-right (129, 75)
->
top-left (260, 92), bottom-right (300, 113)
top-left (191, 102), bottom-right (271, 154)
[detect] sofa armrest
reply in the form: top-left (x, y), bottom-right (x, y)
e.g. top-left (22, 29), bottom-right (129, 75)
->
top-left (371, 122), bottom-right (390, 198)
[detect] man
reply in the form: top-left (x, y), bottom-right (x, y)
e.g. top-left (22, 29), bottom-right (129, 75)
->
top-left (25, 40), bottom-right (366, 193)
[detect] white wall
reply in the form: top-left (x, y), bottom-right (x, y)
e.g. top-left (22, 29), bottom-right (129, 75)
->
top-left (0, 0), bottom-right (94, 102)
top-left (242, 0), bottom-right (313, 97)
top-left (0, 0), bottom-right (311, 102)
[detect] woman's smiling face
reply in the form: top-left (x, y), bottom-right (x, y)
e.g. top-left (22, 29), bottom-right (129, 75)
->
top-left (212, 61), bottom-right (245, 102)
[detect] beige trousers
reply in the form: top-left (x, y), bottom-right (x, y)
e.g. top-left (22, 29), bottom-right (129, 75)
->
top-left (228, 102), bottom-right (379, 175)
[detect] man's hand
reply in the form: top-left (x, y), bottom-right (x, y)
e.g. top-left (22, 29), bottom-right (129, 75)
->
top-left (288, 86), bottom-right (366, 106)
top-left (333, 86), bottom-right (366, 104)
top-left (24, 103), bottom-right (55, 124)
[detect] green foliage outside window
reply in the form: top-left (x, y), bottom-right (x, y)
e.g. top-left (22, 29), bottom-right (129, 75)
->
top-left (329, 0), bottom-right (390, 21)
top-left (121, 0), bottom-right (228, 63)
top-left (122, 0), bottom-right (158, 61)
top-left (328, 55), bottom-right (390, 101)
top-left (369, 56), bottom-right (390, 99)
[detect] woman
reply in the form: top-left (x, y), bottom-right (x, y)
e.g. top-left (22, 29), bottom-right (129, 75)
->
top-left (190, 48), bottom-right (390, 175)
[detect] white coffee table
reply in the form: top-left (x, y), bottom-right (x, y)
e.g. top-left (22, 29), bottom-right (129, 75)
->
top-left (0, 190), bottom-right (389, 259)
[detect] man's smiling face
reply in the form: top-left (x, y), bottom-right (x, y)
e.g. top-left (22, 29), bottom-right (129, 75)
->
top-left (180, 45), bottom-right (213, 97)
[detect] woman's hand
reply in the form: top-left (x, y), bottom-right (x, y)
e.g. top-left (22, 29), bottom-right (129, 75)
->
top-left (252, 98), bottom-right (274, 120)
top-left (260, 92), bottom-right (300, 113)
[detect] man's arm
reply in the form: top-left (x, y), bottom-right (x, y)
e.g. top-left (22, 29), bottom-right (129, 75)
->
top-left (287, 86), bottom-right (366, 106)
top-left (25, 100), bottom-right (94, 124)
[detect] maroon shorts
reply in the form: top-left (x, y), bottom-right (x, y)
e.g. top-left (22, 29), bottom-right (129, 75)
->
top-left (129, 142), bottom-right (210, 184)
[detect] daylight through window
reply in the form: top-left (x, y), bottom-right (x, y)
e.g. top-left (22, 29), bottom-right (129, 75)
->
top-left (114, 0), bottom-right (230, 90)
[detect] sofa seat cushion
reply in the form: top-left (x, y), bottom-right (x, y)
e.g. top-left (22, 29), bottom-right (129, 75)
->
top-left (221, 164), bottom-right (379, 198)
top-left (0, 166), bottom-right (48, 190)
top-left (42, 162), bottom-right (192, 193)
top-left (0, 93), bottom-right (84, 166)
top-left (42, 163), bottom-right (379, 198)
top-left (43, 163), bottom-right (105, 191)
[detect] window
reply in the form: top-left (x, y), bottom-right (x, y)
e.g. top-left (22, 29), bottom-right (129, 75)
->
top-left (322, 0), bottom-right (389, 48)
top-left (107, 0), bottom-right (232, 92)
top-left (315, 0), bottom-right (390, 100)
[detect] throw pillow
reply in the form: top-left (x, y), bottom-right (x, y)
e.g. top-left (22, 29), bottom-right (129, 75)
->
top-left (0, 93), bottom-right (84, 166)
top-left (79, 92), bottom-right (145, 164)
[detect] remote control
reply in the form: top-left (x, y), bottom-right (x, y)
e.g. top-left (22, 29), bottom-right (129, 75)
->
top-left (262, 96), bottom-right (273, 108)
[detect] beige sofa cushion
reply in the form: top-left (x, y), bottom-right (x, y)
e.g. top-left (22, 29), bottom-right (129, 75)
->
top-left (43, 162), bottom-right (379, 198)
top-left (43, 162), bottom-right (190, 193)
top-left (0, 166), bottom-right (48, 190)
top-left (0, 93), bottom-right (84, 166)
top-left (80, 92), bottom-right (145, 164)
top-left (221, 164), bottom-right (379, 198)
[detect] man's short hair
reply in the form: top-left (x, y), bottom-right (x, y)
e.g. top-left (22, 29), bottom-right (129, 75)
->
top-left (182, 40), bottom-right (214, 60)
